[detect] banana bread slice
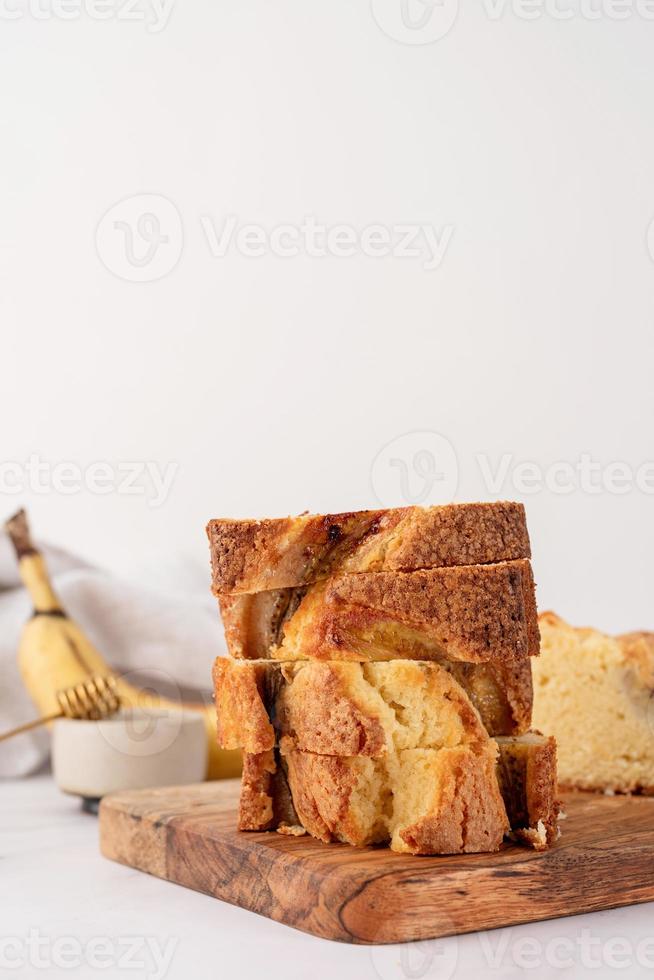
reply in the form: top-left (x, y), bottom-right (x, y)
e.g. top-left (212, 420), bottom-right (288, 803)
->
top-left (215, 658), bottom-right (490, 756)
top-left (533, 612), bottom-right (654, 794)
top-left (284, 744), bottom-right (508, 854)
top-left (208, 502), bottom-right (530, 595)
top-left (234, 666), bottom-right (506, 854)
top-left (495, 733), bottom-right (559, 849)
top-left (219, 559), bottom-right (539, 666)
top-left (213, 657), bottom-right (532, 756)
top-left (238, 734), bottom-right (559, 852)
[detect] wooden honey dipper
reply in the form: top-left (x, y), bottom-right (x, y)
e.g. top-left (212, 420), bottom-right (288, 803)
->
top-left (0, 675), bottom-right (120, 742)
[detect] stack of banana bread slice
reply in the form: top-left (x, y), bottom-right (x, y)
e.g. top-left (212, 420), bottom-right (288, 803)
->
top-left (208, 502), bottom-right (559, 855)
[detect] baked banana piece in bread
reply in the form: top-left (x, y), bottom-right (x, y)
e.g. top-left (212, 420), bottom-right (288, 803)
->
top-left (208, 502), bottom-right (531, 595)
top-left (495, 733), bottom-right (559, 849)
top-left (213, 657), bottom-right (533, 751)
top-left (533, 612), bottom-right (654, 794)
top-left (219, 559), bottom-right (540, 665)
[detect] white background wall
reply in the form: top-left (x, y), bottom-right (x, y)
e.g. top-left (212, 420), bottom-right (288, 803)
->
top-left (1, 0), bottom-right (653, 632)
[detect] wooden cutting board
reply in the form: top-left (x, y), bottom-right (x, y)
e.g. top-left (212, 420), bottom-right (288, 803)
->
top-left (99, 780), bottom-right (654, 944)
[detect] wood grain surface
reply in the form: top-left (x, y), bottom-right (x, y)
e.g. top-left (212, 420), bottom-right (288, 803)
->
top-left (99, 780), bottom-right (654, 944)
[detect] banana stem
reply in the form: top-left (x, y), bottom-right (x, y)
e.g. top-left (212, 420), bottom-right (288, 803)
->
top-left (5, 509), bottom-right (62, 613)
top-left (5, 509), bottom-right (37, 558)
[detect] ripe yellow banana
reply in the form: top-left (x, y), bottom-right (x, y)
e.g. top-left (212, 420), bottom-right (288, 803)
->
top-left (6, 510), bottom-right (241, 781)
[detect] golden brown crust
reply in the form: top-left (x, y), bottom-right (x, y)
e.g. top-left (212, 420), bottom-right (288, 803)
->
top-left (215, 648), bottom-right (532, 740)
top-left (212, 658), bottom-right (275, 753)
top-left (208, 502), bottom-right (531, 595)
top-left (209, 510), bottom-right (393, 596)
top-left (238, 749), bottom-right (298, 831)
top-left (212, 502), bottom-right (555, 855)
top-left (219, 593), bottom-right (279, 661)
top-left (238, 750), bottom-right (276, 830)
top-left (230, 663), bottom-right (522, 854)
top-left (277, 663), bottom-right (389, 757)
top-left (275, 560), bottom-right (540, 665)
top-left (284, 752), bottom-right (382, 846)
top-left (495, 734), bottom-right (559, 849)
top-left (398, 746), bottom-right (508, 855)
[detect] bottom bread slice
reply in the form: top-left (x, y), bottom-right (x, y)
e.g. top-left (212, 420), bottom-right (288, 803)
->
top-left (240, 743), bottom-right (508, 855)
top-left (290, 744), bottom-right (509, 854)
top-left (239, 733), bottom-right (558, 854)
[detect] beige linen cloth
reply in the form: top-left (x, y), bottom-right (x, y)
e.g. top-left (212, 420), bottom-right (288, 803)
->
top-left (0, 534), bottom-right (225, 778)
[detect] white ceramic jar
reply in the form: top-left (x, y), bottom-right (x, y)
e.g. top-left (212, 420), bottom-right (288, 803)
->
top-left (52, 708), bottom-right (207, 799)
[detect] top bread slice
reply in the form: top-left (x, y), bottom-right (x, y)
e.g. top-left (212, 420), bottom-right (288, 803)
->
top-left (207, 501), bottom-right (530, 595)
